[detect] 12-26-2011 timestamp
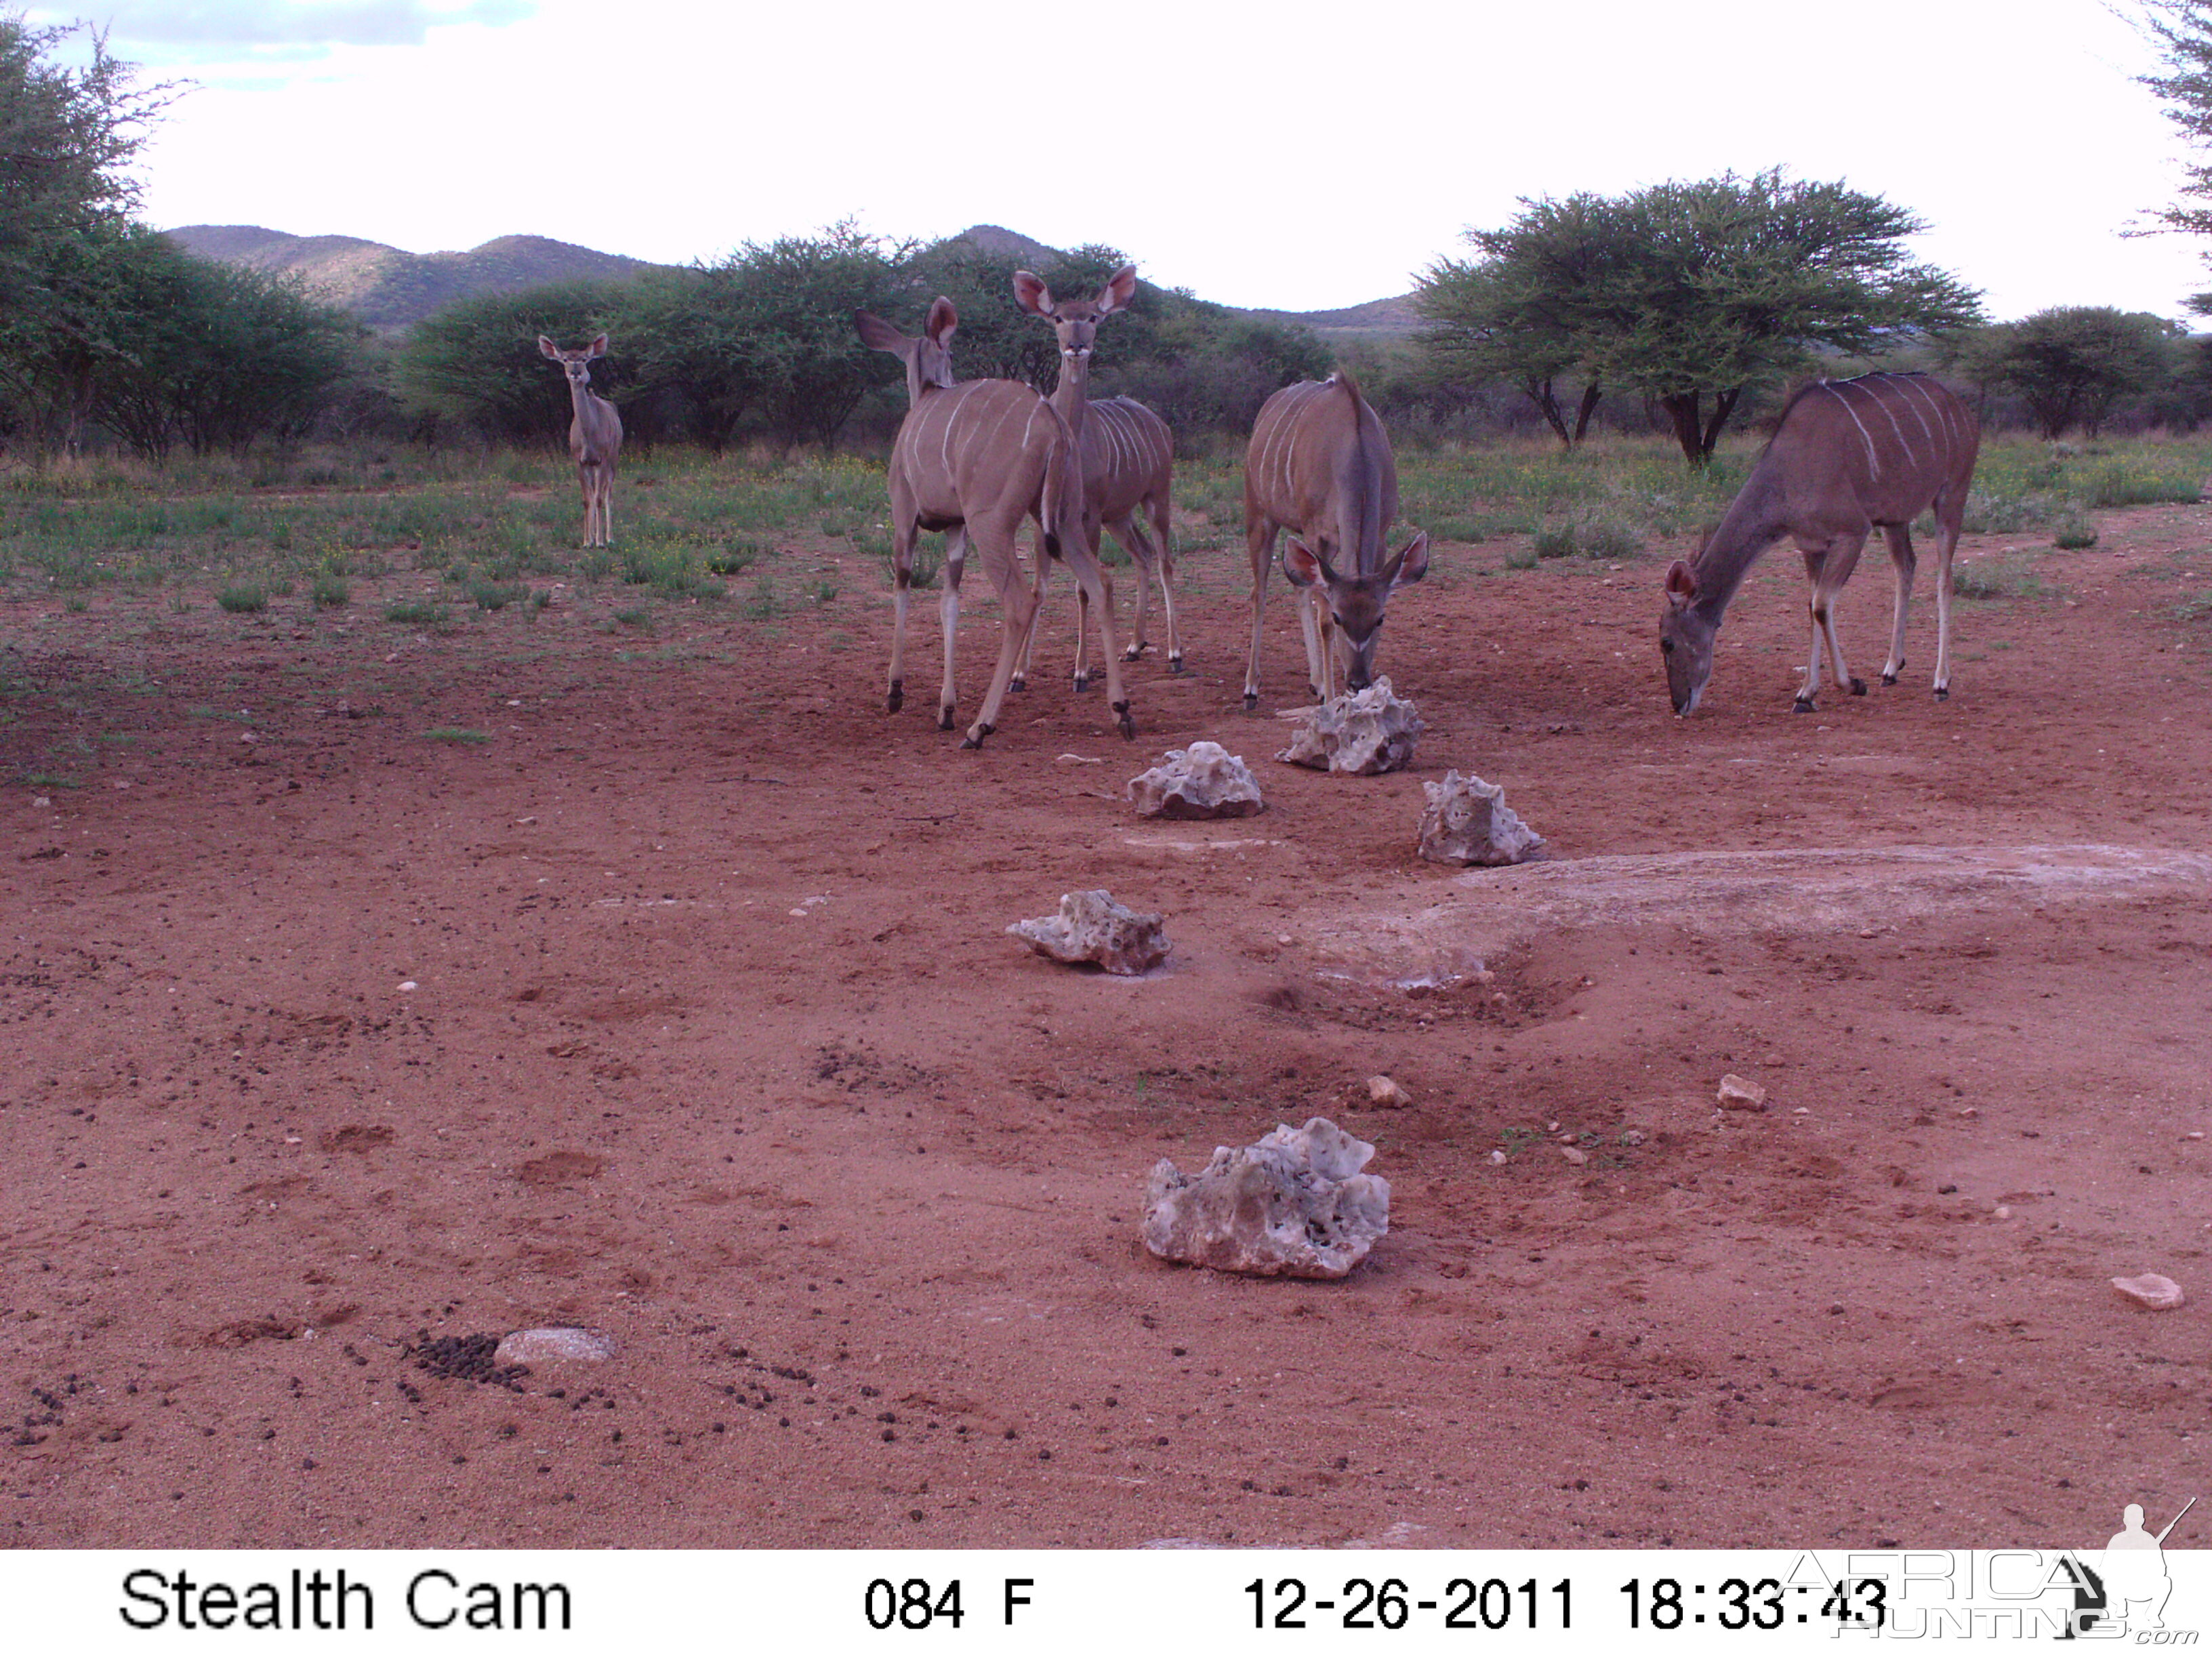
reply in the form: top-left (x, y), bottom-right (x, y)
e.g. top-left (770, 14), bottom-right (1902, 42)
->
top-left (1248, 1576), bottom-right (1570, 1631)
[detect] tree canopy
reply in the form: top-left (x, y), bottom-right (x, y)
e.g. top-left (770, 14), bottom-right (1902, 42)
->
top-left (1418, 170), bottom-right (1984, 465)
top-left (1948, 306), bottom-right (2182, 438)
top-left (2137, 0), bottom-right (2212, 308)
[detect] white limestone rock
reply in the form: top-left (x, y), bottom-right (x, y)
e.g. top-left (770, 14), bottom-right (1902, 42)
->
top-left (494, 1326), bottom-right (617, 1366)
top-left (1128, 741), bottom-right (1265, 819)
top-left (1418, 770), bottom-right (1546, 866)
top-left (1717, 1073), bottom-right (1769, 1112)
top-left (1277, 678), bottom-right (1423, 775)
top-left (1008, 889), bottom-right (1168, 976)
top-left (1143, 1117), bottom-right (1390, 1279)
top-left (2111, 1273), bottom-right (2186, 1311)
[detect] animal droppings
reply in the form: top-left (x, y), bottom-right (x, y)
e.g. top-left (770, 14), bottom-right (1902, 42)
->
top-left (494, 1326), bottom-right (619, 1365)
top-left (1126, 741), bottom-right (1265, 819)
top-left (1416, 771), bottom-right (1546, 866)
top-left (1008, 890), bottom-right (1169, 976)
top-left (1717, 1074), bottom-right (1768, 1112)
top-left (1366, 1075), bottom-right (1412, 1109)
top-left (1277, 678), bottom-right (1422, 775)
top-left (2110, 1273), bottom-right (2185, 1311)
top-left (1143, 1117), bottom-right (1389, 1279)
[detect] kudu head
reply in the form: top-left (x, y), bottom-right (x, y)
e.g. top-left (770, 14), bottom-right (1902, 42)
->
top-left (538, 333), bottom-right (608, 392)
top-left (1282, 531), bottom-right (1431, 694)
top-left (1660, 557), bottom-right (1718, 714)
top-left (855, 300), bottom-right (959, 408)
top-left (1012, 264), bottom-right (1138, 367)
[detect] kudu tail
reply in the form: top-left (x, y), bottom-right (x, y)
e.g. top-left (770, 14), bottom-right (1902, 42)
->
top-left (1040, 401), bottom-right (1078, 563)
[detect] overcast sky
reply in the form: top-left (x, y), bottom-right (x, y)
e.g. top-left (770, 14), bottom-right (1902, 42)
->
top-left (35, 0), bottom-right (2212, 319)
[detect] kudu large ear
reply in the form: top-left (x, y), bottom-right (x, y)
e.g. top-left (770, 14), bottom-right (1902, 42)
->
top-left (854, 311), bottom-right (907, 354)
top-left (1282, 538), bottom-right (1326, 589)
top-left (537, 335), bottom-right (560, 360)
top-left (1012, 270), bottom-right (1051, 317)
top-left (586, 334), bottom-right (609, 360)
top-left (1097, 264), bottom-right (1138, 316)
top-left (1388, 531), bottom-right (1431, 588)
top-left (925, 296), bottom-right (958, 347)
top-left (1664, 559), bottom-right (1700, 604)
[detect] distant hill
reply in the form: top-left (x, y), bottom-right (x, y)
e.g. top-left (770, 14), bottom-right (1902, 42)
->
top-left (166, 220), bottom-right (1423, 340)
top-left (163, 226), bottom-right (671, 330)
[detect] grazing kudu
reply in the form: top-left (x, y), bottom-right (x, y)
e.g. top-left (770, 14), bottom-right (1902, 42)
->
top-left (1660, 371), bottom-right (1981, 715)
top-left (537, 333), bottom-right (622, 548)
top-left (1242, 371), bottom-right (1430, 708)
top-left (854, 298), bottom-right (1135, 748)
top-left (1008, 263), bottom-right (1181, 689)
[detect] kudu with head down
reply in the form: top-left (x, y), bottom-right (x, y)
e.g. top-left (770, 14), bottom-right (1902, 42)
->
top-left (855, 298), bottom-right (1135, 748)
top-left (538, 333), bottom-right (622, 548)
top-left (1242, 372), bottom-right (1430, 708)
top-left (1660, 372), bottom-right (1980, 715)
top-left (1008, 263), bottom-right (1181, 689)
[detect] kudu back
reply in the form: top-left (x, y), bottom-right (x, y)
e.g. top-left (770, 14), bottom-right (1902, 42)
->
top-left (1242, 372), bottom-right (1429, 708)
top-left (855, 299), bottom-right (1135, 748)
top-left (1660, 372), bottom-right (1980, 714)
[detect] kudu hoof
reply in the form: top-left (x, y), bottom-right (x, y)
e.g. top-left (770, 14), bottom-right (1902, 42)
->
top-left (1120, 645), bottom-right (1143, 663)
top-left (1242, 692), bottom-right (1258, 712)
top-left (1113, 702), bottom-right (1134, 741)
top-left (1933, 687), bottom-right (1950, 701)
top-left (959, 722), bottom-right (994, 750)
top-left (1792, 697), bottom-right (1817, 714)
top-left (1849, 677), bottom-right (1868, 697)
top-left (1072, 673), bottom-right (1091, 693)
top-left (937, 708), bottom-right (956, 732)
top-left (1009, 675), bottom-right (1026, 693)
top-left (1169, 655), bottom-right (1185, 675)
top-left (1880, 673), bottom-right (1899, 687)
top-left (886, 687), bottom-right (904, 714)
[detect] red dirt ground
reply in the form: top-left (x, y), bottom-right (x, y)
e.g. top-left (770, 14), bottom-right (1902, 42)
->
top-left (3, 506), bottom-right (2209, 1550)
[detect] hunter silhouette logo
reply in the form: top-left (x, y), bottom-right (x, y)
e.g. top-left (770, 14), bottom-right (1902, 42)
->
top-left (2095, 1497), bottom-right (2195, 1635)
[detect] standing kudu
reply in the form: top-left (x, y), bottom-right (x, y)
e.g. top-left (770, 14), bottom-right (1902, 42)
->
top-left (1242, 371), bottom-right (1430, 708)
top-left (1009, 263), bottom-right (1181, 689)
top-left (1660, 372), bottom-right (1981, 715)
top-left (538, 334), bottom-right (623, 548)
top-left (855, 298), bottom-right (1136, 748)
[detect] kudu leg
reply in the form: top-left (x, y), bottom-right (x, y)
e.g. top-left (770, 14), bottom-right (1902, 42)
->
top-left (1149, 495), bottom-right (1183, 674)
top-left (961, 532), bottom-right (1042, 750)
top-left (886, 522), bottom-right (917, 715)
top-left (1299, 588), bottom-right (1334, 702)
top-left (1795, 535), bottom-right (1868, 710)
top-left (1931, 514), bottom-right (1961, 700)
top-left (1062, 541), bottom-right (1133, 739)
top-left (1071, 579), bottom-right (1092, 693)
top-left (1879, 523), bottom-right (1917, 685)
top-left (1010, 554), bottom-right (1048, 693)
top-left (937, 528), bottom-right (968, 731)
top-left (1242, 519), bottom-right (1279, 710)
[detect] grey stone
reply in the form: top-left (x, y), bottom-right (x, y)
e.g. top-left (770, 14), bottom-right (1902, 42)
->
top-left (1277, 678), bottom-right (1422, 775)
top-left (2111, 1273), bottom-right (2185, 1311)
top-left (1143, 1117), bottom-right (1390, 1279)
top-left (494, 1326), bottom-right (617, 1366)
top-left (1417, 770), bottom-right (1546, 866)
top-left (1008, 890), bottom-right (1168, 976)
top-left (1127, 741), bottom-right (1265, 819)
top-left (1717, 1073), bottom-right (1768, 1112)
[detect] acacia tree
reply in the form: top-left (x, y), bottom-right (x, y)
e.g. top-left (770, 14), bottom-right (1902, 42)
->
top-left (1950, 307), bottom-right (2179, 437)
top-left (1423, 171), bottom-right (1983, 466)
top-left (2138, 0), bottom-right (2212, 308)
top-left (1416, 194), bottom-right (1619, 447)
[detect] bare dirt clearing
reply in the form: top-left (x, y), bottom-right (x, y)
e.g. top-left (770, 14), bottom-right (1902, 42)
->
top-left (3, 507), bottom-right (2209, 1548)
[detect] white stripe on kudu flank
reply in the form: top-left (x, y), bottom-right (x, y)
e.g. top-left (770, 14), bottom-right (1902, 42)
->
top-left (1892, 375), bottom-right (1941, 457)
top-left (1822, 382), bottom-right (1881, 478)
top-left (1863, 381), bottom-right (1917, 472)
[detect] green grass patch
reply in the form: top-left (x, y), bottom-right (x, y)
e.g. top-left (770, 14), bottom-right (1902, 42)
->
top-left (423, 727), bottom-right (490, 745)
top-left (216, 584), bottom-right (268, 613)
top-left (384, 600), bottom-right (449, 626)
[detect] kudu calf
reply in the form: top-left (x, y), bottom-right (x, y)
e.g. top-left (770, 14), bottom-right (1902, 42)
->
top-left (855, 299), bottom-right (1135, 748)
top-left (1242, 372), bottom-right (1430, 708)
top-left (1660, 372), bottom-right (1980, 715)
top-left (1009, 264), bottom-right (1181, 689)
top-left (537, 334), bottom-right (622, 548)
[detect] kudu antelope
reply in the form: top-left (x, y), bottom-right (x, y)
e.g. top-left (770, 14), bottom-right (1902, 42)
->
top-left (855, 298), bottom-right (1136, 747)
top-left (1008, 264), bottom-right (1181, 689)
top-left (538, 334), bottom-right (622, 548)
top-left (1660, 371), bottom-right (1981, 715)
top-left (1242, 371), bottom-right (1430, 708)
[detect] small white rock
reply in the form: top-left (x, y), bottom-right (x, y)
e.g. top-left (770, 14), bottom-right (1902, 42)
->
top-left (1366, 1075), bottom-right (1412, 1109)
top-left (1717, 1074), bottom-right (1768, 1112)
top-left (1560, 1145), bottom-right (1588, 1166)
top-left (1994, 1206), bottom-right (2012, 1220)
top-left (396, 980), bottom-right (417, 993)
top-left (1488, 1149), bottom-right (1507, 1165)
top-left (2111, 1273), bottom-right (2186, 1311)
top-left (495, 1326), bottom-right (619, 1365)
top-left (1127, 741), bottom-right (1265, 819)
top-left (32, 796), bottom-right (50, 808)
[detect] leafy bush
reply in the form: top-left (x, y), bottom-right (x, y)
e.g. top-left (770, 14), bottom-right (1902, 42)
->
top-left (216, 583), bottom-right (267, 612)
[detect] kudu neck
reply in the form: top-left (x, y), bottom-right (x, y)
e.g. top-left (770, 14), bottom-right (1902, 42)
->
top-left (1049, 350), bottom-right (1092, 438)
top-left (1692, 468), bottom-right (1789, 618)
